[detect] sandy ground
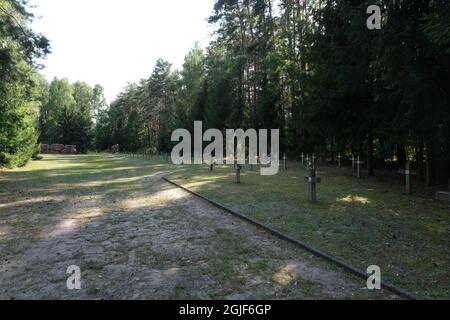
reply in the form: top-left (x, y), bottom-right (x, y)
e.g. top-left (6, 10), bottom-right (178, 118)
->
top-left (0, 157), bottom-right (398, 300)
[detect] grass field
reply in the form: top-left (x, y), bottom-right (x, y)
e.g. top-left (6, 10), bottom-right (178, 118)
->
top-left (1, 154), bottom-right (398, 299)
top-left (167, 161), bottom-right (450, 299)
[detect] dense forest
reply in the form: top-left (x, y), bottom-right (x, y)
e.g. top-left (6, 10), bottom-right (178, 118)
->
top-left (1, 0), bottom-right (450, 185)
top-left (98, 0), bottom-right (450, 184)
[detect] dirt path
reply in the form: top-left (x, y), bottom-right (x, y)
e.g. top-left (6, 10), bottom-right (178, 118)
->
top-left (0, 156), bottom-right (398, 299)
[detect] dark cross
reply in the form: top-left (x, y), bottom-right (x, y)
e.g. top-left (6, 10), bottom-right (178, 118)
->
top-left (399, 161), bottom-right (417, 195)
top-left (304, 162), bottom-right (321, 203)
top-left (283, 154), bottom-right (288, 171)
top-left (337, 153), bottom-right (343, 168)
top-left (356, 157), bottom-right (365, 179)
top-left (236, 164), bottom-right (242, 184)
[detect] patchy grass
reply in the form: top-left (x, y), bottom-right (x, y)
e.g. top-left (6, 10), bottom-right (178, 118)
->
top-left (167, 162), bottom-right (450, 299)
top-left (1, 154), bottom-right (397, 300)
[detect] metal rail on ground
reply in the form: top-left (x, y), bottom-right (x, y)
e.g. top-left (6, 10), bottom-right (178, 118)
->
top-left (162, 176), bottom-right (423, 300)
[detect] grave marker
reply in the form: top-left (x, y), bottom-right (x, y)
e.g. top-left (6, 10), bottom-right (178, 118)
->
top-left (399, 161), bottom-right (417, 195)
top-left (283, 154), bottom-right (288, 171)
top-left (304, 161), bottom-right (321, 203)
top-left (337, 154), bottom-right (343, 168)
top-left (236, 164), bottom-right (242, 184)
top-left (311, 154), bottom-right (317, 169)
top-left (356, 157), bottom-right (365, 179)
top-left (301, 153), bottom-right (305, 166)
top-left (249, 157), bottom-right (256, 171)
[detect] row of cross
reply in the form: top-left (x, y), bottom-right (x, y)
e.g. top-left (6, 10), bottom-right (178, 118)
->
top-left (119, 151), bottom-right (448, 204)
top-left (300, 153), bottom-right (317, 170)
top-left (336, 153), bottom-right (419, 196)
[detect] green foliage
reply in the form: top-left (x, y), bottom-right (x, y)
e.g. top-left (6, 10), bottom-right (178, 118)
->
top-left (96, 59), bottom-right (178, 153)
top-left (0, 0), bottom-right (50, 168)
top-left (421, 1), bottom-right (450, 54)
top-left (176, 44), bottom-right (206, 131)
top-left (39, 79), bottom-right (106, 153)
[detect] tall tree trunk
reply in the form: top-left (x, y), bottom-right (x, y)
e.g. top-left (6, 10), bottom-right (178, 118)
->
top-left (417, 140), bottom-right (425, 182)
top-left (397, 144), bottom-right (407, 169)
top-left (426, 141), bottom-right (436, 187)
top-left (367, 131), bottom-right (375, 176)
top-left (330, 137), bottom-right (335, 162)
top-left (359, 141), bottom-right (364, 160)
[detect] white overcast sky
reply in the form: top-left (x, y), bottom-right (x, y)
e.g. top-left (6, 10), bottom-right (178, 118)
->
top-left (30, 0), bottom-right (214, 102)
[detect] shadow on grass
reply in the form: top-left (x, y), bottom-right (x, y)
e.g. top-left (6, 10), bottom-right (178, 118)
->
top-left (167, 162), bottom-right (450, 299)
top-left (0, 154), bottom-right (180, 241)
